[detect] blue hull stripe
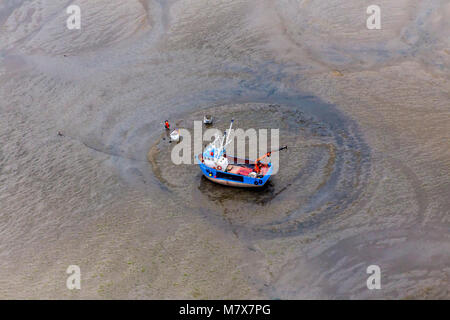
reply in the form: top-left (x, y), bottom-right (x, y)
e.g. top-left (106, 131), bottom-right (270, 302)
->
top-left (195, 155), bottom-right (272, 187)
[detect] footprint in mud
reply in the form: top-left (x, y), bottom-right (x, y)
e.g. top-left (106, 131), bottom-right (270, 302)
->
top-left (148, 102), bottom-right (371, 238)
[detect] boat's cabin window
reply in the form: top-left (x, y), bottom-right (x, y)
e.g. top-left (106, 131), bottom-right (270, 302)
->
top-left (216, 171), bottom-right (244, 182)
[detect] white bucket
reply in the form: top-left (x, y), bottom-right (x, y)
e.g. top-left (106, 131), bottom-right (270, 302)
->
top-left (170, 129), bottom-right (180, 142)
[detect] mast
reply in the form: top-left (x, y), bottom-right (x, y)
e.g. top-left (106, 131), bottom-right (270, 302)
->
top-left (218, 119), bottom-right (234, 156)
top-left (225, 119), bottom-right (234, 146)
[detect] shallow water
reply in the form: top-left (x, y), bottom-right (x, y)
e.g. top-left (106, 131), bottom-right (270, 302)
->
top-left (0, 0), bottom-right (449, 299)
top-left (149, 101), bottom-right (371, 239)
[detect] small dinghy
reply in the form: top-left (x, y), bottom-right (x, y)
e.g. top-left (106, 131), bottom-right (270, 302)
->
top-left (203, 115), bottom-right (213, 124)
top-left (195, 120), bottom-right (287, 187)
top-left (170, 129), bottom-right (180, 142)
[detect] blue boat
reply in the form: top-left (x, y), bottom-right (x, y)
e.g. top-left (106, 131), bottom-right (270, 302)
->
top-left (195, 120), bottom-right (286, 188)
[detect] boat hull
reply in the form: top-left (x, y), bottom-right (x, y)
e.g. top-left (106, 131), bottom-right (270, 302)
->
top-left (195, 154), bottom-right (272, 188)
top-left (204, 175), bottom-right (264, 187)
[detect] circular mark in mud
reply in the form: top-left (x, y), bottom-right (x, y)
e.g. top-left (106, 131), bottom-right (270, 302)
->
top-left (148, 102), bottom-right (371, 238)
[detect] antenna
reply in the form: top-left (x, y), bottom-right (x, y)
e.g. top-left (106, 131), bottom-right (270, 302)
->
top-left (225, 119), bottom-right (234, 147)
top-left (216, 119), bottom-right (234, 158)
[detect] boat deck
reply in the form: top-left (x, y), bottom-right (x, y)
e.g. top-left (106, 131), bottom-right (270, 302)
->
top-left (198, 154), bottom-right (270, 176)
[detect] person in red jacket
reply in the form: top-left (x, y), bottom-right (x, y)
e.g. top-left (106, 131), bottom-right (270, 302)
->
top-left (254, 152), bottom-right (271, 174)
top-left (164, 120), bottom-right (170, 130)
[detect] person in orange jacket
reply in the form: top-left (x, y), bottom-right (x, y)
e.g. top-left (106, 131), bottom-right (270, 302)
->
top-left (254, 151), bottom-right (271, 174)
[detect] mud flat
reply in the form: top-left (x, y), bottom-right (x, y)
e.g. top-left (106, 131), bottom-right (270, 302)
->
top-left (0, 0), bottom-right (449, 299)
top-left (149, 102), bottom-right (371, 238)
